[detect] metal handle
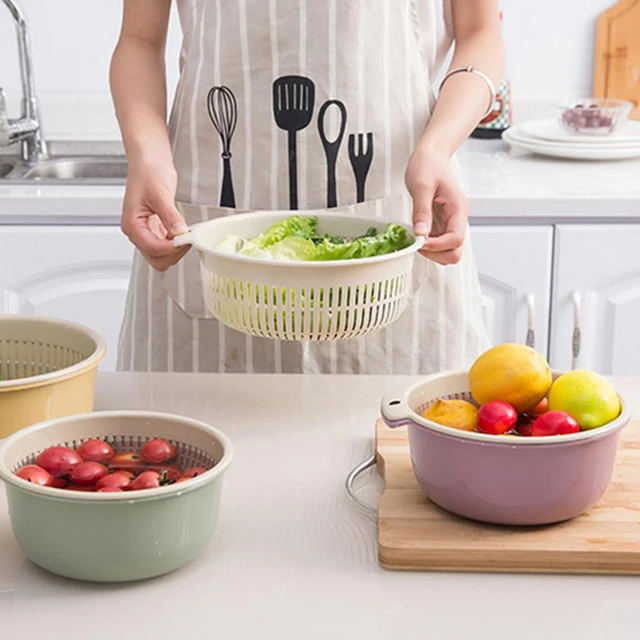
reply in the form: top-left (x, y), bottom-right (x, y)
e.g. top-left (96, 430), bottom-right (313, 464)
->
top-left (0, 88), bottom-right (8, 146)
top-left (525, 293), bottom-right (535, 348)
top-left (344, 454), bottom-right (378, 520)
top-left (571, 290), bottom-right (582, 370)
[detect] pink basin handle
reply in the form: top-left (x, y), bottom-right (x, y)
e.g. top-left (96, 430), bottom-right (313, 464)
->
top-left (380, 395), bottom-right (416, 429)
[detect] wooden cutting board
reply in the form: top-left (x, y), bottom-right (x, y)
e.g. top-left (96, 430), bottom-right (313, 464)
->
top-left (376, 419), bottom-right (640, 574)
top-left (594, 0), bottom-right (640, 119)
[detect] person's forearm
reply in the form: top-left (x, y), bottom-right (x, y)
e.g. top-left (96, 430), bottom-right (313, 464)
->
top-left (109, 35), bottom-right (173, 166)
top-left (421, 25), bottom-right (505, 157)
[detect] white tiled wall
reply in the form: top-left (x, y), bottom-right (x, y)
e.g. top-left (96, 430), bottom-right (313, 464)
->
top-left (0, 0), bottom-right (615, 138)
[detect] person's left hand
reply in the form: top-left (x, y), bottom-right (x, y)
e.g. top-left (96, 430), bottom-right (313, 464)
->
top-left (405, 143), bottom-right (469, 265)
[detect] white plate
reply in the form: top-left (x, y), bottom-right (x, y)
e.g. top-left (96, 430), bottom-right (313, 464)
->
top-left (502, 128), bottom-right (640, 161)
top-left (518, 119), bottom-right (640, 146)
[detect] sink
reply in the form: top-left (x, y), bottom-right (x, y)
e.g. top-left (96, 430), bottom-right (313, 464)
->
top-left (19, 156), bottom-right (127, 183)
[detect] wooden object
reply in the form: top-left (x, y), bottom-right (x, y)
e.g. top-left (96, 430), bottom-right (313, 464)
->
top-left (594, 0), bottom-right (640, 119)
top-left (376, 419), bottom-right (640, 574)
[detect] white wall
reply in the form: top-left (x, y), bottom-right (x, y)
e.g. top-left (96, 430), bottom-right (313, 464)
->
top-left (0, 0), bottom-right (615, 139)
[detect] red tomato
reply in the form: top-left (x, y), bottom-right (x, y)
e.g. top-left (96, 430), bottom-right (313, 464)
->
top-left (145, 462), bottom-right (184, 482)
top-left (49, 476), bottom-right (68, 489)
top-left (95, 471), bottom-right (132, 491)
top-left (477, 401), bottom-right (518, 435)
top-left (69, 461), bottom-right (109, 486)
top-left (530, 398), bottom-right (549, 416)
top-left (139, 439), bottom-right (177, 464)
top-left (65, 485), bottom-right (95, 492)
top-left (531, 411), bottom-right (580, 437)
top-left (182, 466), bottom-right (208, 479)
top-left (15, 464), bottom-right (51, 486)
top-left (36, 446), bottom-right (82, 477)
top-left (129, 470), bottom-right (162, 491)
top-left (97, 486), bottom-right (123, 493)
top-left (77, 439), bottom-right (114, 463)
top-left (108, 452), bottom-right (146, 475)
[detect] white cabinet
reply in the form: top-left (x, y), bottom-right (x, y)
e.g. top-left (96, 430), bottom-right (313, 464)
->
top-left (0, 226), bottom-right (134, 371)
top-left (470, 226), bottom-right (553, 356)
top-left (550, 224), bottom-right (640, 375)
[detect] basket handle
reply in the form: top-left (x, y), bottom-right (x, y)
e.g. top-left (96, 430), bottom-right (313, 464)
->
top-left (173, 230), bottom-right (194, 248)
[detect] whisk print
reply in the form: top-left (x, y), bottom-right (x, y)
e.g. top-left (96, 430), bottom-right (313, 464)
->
top-left (207, 86), bottom-right (238, 208)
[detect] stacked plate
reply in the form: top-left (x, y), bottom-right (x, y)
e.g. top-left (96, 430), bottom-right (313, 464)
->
top-left (502, 119), bottom-right (640, 161)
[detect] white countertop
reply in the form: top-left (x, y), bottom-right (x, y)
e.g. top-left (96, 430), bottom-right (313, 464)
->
top-left (1, 139), bottom-right (640, 225)
top-left (1, 373), bottom-right (640, 640)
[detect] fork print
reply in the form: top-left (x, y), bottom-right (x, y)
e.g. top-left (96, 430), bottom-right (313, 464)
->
top-left (348, 133), bottom-right (374, 203)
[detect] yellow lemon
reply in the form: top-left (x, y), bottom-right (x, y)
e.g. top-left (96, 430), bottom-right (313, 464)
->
top-left (468, 343), bottom-right (552, 414)
top-left (422, 399), bottom-right (478, 431)
top-left (548, 369), bottom-right (621, 430)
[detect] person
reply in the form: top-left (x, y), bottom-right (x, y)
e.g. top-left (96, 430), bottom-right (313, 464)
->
top-left (110, 0), bottom-right (504, 374)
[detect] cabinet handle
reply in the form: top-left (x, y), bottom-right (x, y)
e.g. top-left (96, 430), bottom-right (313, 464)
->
top-left (571, 291), bottom-right (582, 370)
top-left (525, 293), bottom-right (535, 348)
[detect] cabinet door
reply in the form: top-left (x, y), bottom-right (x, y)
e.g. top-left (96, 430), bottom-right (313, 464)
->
top-left (0, 227), bottom-right (134, 371)
top-left (550, 224), bottom-right (640, 375)
top-left (470, 226), bottom-right (553, 356)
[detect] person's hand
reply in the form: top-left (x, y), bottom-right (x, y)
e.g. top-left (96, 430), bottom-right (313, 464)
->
top-left (120, 156), bottom-right (190, 272)
top-left (405, 143), bottom-right (468, 265)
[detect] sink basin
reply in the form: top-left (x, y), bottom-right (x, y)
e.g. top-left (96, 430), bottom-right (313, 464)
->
top-left (20, 157), bottom-right (127, 182)
top-left (0, 163), bottom-right (14, 178)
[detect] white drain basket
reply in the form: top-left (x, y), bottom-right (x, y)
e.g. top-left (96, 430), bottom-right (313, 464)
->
top-left (174, 212), bottom-right (424, 341)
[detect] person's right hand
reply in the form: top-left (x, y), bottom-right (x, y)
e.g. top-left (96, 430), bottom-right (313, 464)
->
top-left (120, 158), bottom-right (190, 272)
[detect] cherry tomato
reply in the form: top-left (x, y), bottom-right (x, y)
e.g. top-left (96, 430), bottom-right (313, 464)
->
top-left (36, 446), bottom-right (82, 477)
top-left (477, 401), bottom-right (518, 435)
top-left (65, 485), bottom-right (95, 492)
top-left (77, 439), bottom-right (114, 463)
top-left (69, 461), bottom-right (109, 486)
top-left (49, 476), bottom-right (68, 489)
top-left (129, 470), bottom-right (162, 491)
top-left (97, 486), bottom-right (123, 493)
top-left (108, 452), bottom-right (146, 475)
top-left (15, 464), bottom-right (51, 486)
top-left (145, 462), bottom-right (184, 482)
top-left (531, 411), bottom-right (580, 437)
top-left (139, 439), bottom-right (177, 464)
top-left (182, 466), bottom-right (208, 479)
top-left (515, 414), bottom-right (534, 437)
top-left (530, 398), bottom-right (549, 416)
top-left (95, 471), bottom-right (132, 491)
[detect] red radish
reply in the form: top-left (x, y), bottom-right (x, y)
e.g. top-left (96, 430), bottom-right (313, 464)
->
top-left (77, 439), bottom-right (114, 463)
top-left (97, 486), bottom-right (123, 493)
top-left (477, 401), bottom-right (518, 435)
top-left (65, 485), bottom-right (95, 492)
top-left (139, 439), bottom-right (177, 464)
top-left (531, 411), bottom-right (580, 437)
top-left (15, 465), bottom-right (51, 486)
top-left (69, 461), bottom-right (109, 487)
top-left (129, 470), bottom-right (162, 491)
top-left (95, 471), bottom-right (132, 491)
top-left (36, 446), bottom-right (82, 477)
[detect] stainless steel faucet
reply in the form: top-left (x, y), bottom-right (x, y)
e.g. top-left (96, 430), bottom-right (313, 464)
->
top-left (0, 0), bottom-right (47, 163)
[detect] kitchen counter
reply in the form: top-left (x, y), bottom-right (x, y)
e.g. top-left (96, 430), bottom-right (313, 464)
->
top-left (1, 373), bottom-right (640, 640)
top-left (1, 139), bottom-right (640, 225)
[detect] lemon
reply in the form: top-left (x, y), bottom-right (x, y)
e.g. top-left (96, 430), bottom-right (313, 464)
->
top-left (468, 343), bottom-right (552, 414)
top-left (548, 369), bottom-right (621, 430)
top-left (422, 399), bottom-right (478, 431)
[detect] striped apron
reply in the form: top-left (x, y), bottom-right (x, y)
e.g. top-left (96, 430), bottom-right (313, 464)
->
top-left (116, 0), bottom-right (490, 374)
